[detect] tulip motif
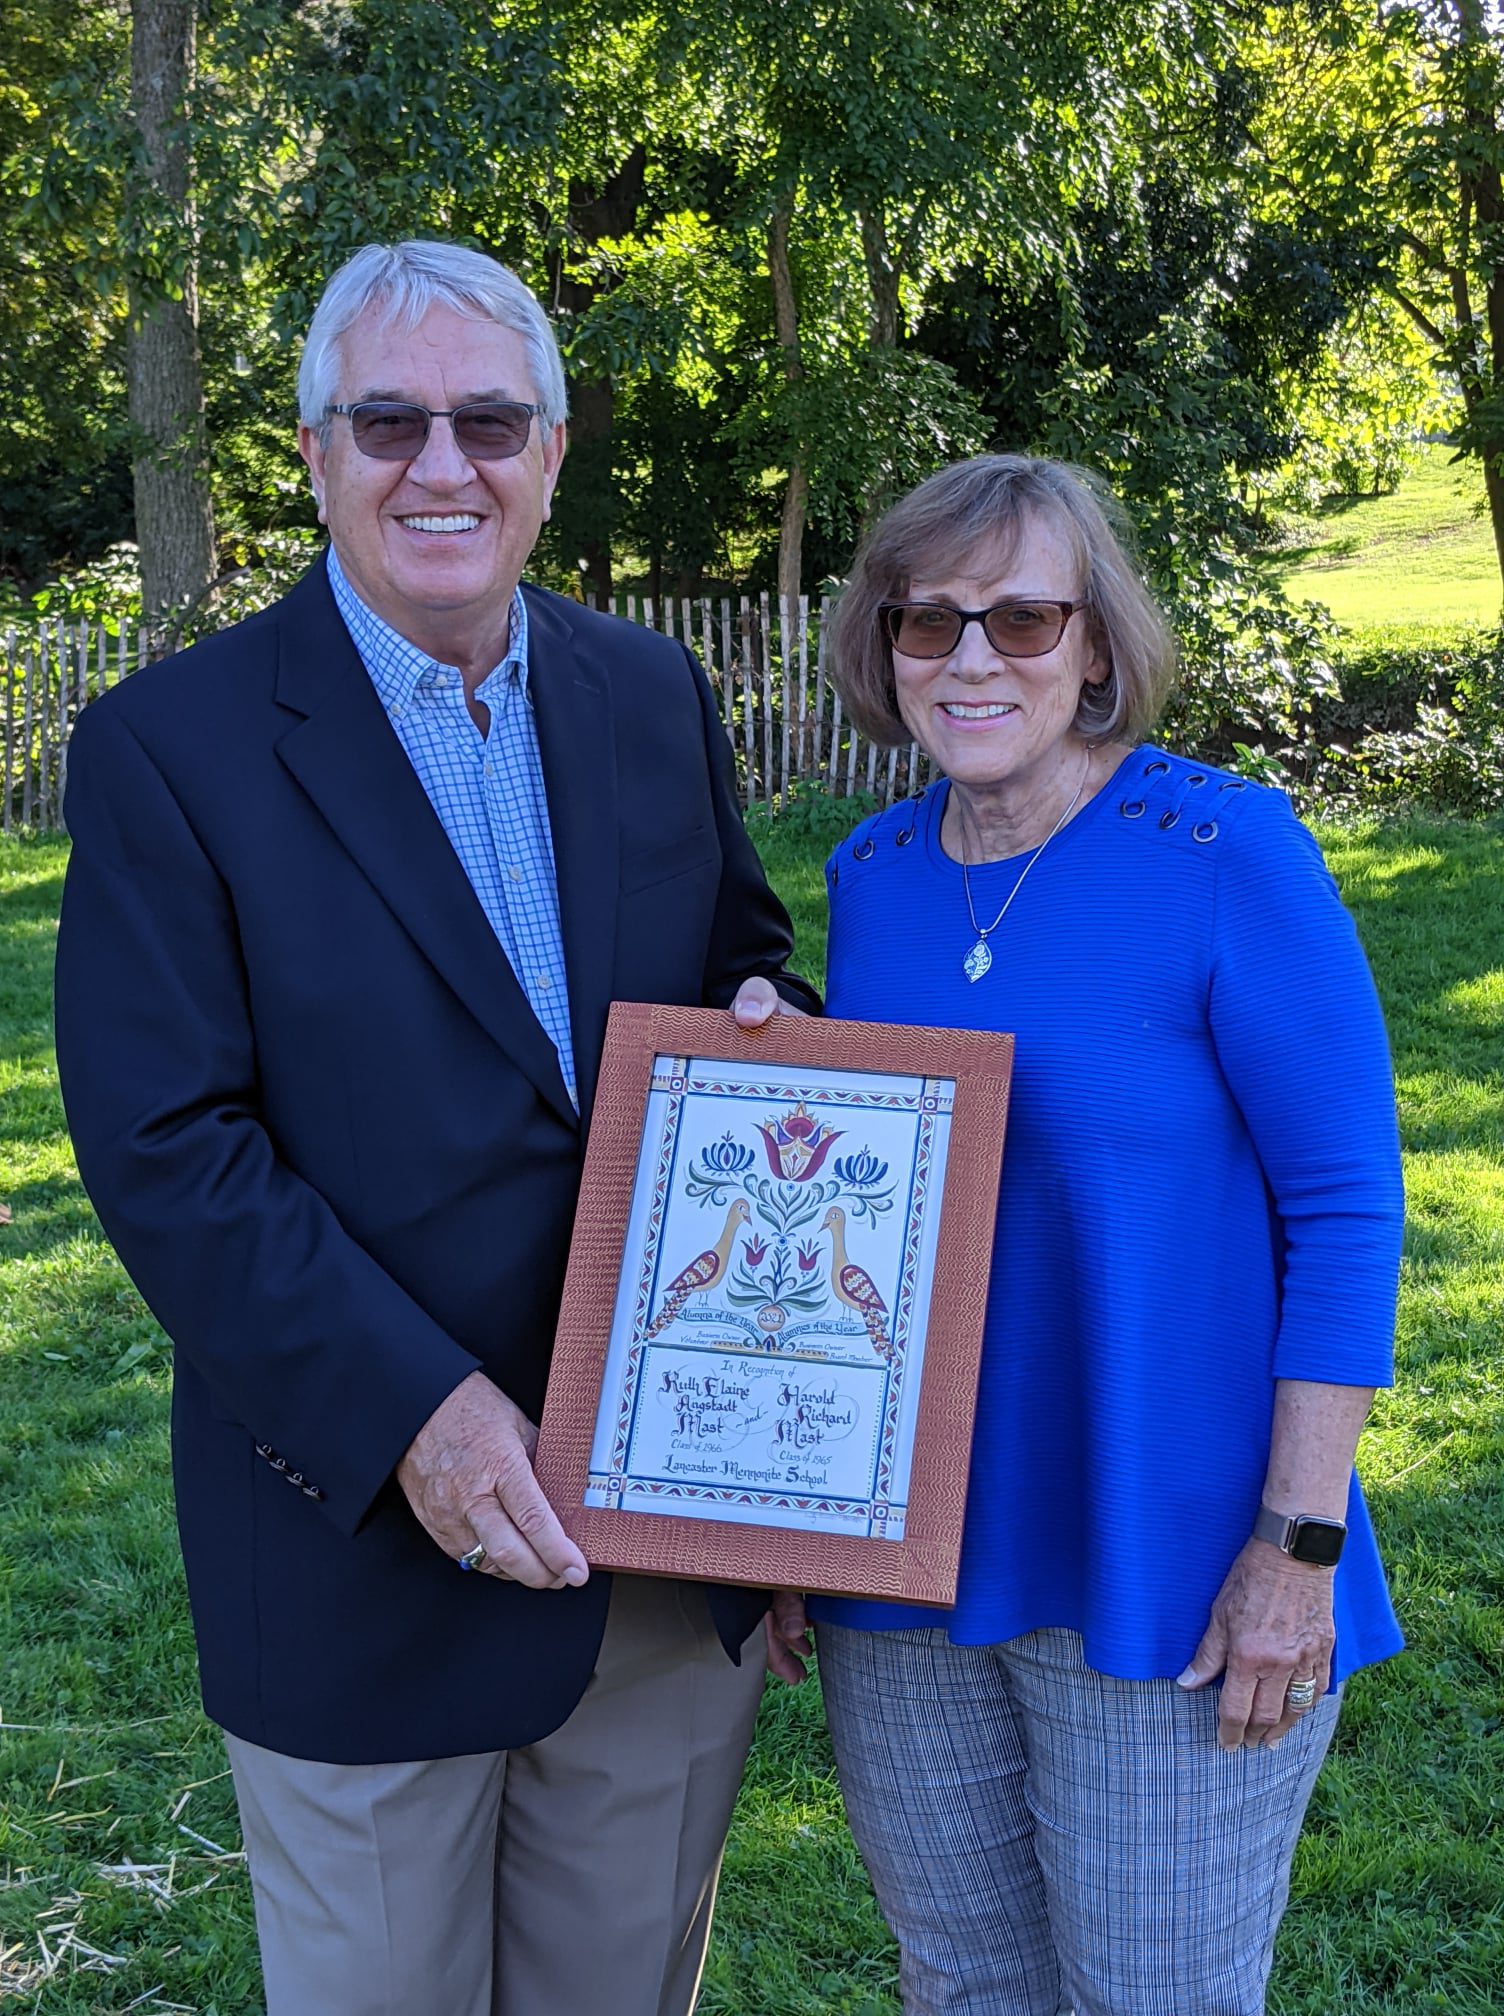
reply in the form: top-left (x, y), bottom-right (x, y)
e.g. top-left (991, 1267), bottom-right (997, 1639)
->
top-left (757, 1103), bottom-right (843, 1182)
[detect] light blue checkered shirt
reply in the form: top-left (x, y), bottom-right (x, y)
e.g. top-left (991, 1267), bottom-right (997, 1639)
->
top-left (326, 547), bottom-right (577, 1106)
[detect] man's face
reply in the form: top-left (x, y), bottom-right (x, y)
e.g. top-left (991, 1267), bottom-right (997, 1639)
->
top-left (298, 303), bottom-right (566, 652)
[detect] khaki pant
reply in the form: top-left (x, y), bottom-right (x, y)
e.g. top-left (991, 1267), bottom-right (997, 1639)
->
top-left (227, 1575), bottom-right (767, 2016)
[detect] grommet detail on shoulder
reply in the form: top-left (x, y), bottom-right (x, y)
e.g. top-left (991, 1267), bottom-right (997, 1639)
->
top-left (829, 862), bottom-right (839, 888)
top-left (1188, 773), bottom-right (1207, 787)
top-left (1120, 800), bottom-right (1146, 819)
top-left (1159, 809), bottom-right (1180, 829)
top-left (895, 824), bottom-right (915, 846)
top-left (303, 1484), bottom-right (325, 1500)
top-left (1145, 759), bottom-right (1170, 775)
top-left (853, 837), bottom-right (876, 861)
top-left (1192, 820), bottom-right (1219, 843)
top-left (1220, 778), bottom-right (1247, 792)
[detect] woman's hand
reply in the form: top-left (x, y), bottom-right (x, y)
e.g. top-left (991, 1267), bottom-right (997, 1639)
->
top-left (1177, 1538), bottom-right (1336, 1750)
top-left (765, 1589), bottom-right (813, 1685)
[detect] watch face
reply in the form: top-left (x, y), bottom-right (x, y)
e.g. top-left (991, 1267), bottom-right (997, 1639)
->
top-left (1291, 1519), bottom-right (1345, 1567)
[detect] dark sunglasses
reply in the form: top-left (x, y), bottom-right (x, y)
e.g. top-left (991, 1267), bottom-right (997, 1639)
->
top-left (326, 399), bottom-right (544, 461)
top-left (880, 598), bottom-right (1086, 660)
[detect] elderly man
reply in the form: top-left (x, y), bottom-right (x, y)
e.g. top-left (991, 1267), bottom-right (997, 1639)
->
top-left (54, 240), bottom-right (818, 2016)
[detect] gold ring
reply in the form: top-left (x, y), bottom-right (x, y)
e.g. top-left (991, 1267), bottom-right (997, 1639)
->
top-left (1285, 1677), bottom-right (1318, 1711)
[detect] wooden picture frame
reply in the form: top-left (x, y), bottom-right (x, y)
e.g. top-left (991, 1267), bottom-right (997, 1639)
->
top-left (535, 1003), bottom-right (1014, 1606)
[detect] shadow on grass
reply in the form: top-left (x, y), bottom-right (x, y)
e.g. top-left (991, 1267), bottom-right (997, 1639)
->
top-left (1329, 823), bottom-right (1504, 1061)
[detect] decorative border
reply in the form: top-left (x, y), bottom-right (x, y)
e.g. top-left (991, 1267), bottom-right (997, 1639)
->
top-left (535, 1006), bottom-right (1013, 1606)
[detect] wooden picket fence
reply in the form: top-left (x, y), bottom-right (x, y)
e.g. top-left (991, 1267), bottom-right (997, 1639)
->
top-left (2, 594), bottom-right (932, 832)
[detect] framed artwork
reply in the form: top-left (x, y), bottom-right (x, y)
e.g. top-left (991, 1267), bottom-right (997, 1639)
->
top-left (535, 1004), bottom-right (1013, 1606)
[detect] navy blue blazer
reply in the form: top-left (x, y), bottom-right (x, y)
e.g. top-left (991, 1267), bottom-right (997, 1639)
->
top-left (54, 562), bottom-right (818, 1764)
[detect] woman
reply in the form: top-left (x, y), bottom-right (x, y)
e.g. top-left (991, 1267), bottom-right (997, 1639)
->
top-left (775, 454), bottom-right (1405, 2016)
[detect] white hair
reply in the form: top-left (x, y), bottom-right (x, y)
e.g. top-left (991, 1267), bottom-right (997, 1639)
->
top-left (297, 240), bottom-right (568, 433)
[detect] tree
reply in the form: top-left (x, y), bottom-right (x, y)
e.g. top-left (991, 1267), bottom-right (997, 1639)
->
top-left (0, 1), bottom-right (132, 591)
top-left (126, 0), bottom-right (217, 623)
top-left (1248, 0), bottom-right (1504, 600)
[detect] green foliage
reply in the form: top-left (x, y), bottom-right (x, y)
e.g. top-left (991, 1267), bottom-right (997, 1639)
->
top-left (1165, 592), bottom-right (1341, 750)
top-left (1263, 304), bottom-right (1438, 514)
top-left (3, 0), bottom-right (1499, 637)
top-left (744, 787), bottom-right (878, 849)
top-left (1245, 0), bottom-right (1504, 572)
top-left (1300, 636), bottom-right (1504, 818)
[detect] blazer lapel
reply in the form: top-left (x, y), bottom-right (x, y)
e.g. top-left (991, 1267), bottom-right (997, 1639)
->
top-left (525, 590), bottom-right (619, 1129)
top-left (271, 566), bottom-right (578, 1128)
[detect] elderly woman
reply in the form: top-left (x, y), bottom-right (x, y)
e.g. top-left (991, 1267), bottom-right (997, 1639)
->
top-left (783, 455), bottom-right (1404, 2015)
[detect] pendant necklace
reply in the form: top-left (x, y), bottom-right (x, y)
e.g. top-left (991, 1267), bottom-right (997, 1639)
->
top-left (959, 753), bottom-right (1090, 983)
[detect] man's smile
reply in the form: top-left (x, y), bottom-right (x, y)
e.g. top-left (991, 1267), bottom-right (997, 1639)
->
top-left (394, 512), bottom-right (483, 534)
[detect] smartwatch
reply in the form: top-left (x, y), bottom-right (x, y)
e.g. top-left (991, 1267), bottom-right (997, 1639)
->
top-left (1254, 1504), bottom-right (1346, 1567)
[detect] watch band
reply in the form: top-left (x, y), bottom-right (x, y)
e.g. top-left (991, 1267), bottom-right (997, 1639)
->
top-left (1254, 1504), bottom-right (1347, 1566)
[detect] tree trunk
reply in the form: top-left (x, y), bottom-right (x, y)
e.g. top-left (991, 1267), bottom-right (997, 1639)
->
top-left (1470, 173), bottom-right (1504, 601)
top-left (554, 145), bottom-right (647, 606)
top-left (1454, 0), bottom-right (1504, 602)
top-left (768, 187), bottom-right (806, 610)
top-left (1481, 440), bottom-right (1504, 601)
top-left (859, 206), bottom-right (901, 349)
top-left (128, 0), bottom-right (216, 629)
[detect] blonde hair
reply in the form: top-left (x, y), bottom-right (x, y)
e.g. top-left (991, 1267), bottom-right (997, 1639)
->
top-left (830, 454), bottom-right (1175, 748)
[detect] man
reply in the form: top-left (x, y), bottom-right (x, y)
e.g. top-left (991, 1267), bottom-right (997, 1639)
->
top-left (54, 239), bottom-right (819, 2016)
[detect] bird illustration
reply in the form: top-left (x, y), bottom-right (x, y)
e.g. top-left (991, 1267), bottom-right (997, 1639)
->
top-left (820, 1205), bottom-right (893, 1360)
top-left (645, 1199), bottom-right (752, 1338)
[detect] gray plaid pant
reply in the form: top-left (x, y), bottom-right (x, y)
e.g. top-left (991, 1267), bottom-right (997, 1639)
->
top-left (818, 1623), bottom-right (1341, 2016)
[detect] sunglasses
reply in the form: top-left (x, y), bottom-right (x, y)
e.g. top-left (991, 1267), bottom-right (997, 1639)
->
top-left (326, 399), bottom-right (544, 461)
top-left (880, 599), bottom-right (1087, 659)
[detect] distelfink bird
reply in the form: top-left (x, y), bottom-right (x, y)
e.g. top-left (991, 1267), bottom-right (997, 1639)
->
top-left (820, 1205), bottom-right (893, 1359)
top-left (645, 1199), bottom-right (752, 1338)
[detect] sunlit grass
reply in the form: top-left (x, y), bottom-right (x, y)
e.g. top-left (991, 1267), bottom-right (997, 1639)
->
top-left (1270, 445), bottom-right (1502, 637)
top-left (2, 819), bottom-right (1501, 2014)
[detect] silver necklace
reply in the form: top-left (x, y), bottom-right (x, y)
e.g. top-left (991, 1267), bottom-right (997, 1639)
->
top-left (959, 755), bottom-right (1089, 982)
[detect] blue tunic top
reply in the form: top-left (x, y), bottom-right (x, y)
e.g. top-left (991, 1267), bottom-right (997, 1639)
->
top-left (808, 749), bottom-right (1405, 1684)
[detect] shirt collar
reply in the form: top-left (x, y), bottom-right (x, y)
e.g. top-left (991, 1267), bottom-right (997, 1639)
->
top-left (326, 546), bottom-right (530, 711)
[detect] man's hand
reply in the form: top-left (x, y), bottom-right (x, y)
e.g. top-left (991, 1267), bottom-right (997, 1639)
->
top-left (396, 1370), bottom-right (589, 1591)
top-left (1177, 1537), bottom-right (1335, 1750)
top-left (731, 978), bottom-right (809, 1029)
top-left (764, 1589), bottom-right (812, 1685)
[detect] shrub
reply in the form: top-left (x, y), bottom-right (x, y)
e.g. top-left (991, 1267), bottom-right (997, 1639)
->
top-left (1292, 633), bottom-right (1504, 816)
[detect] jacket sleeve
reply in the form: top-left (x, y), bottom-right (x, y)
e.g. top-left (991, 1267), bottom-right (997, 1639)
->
top-left (684, 647), bottom-right (822, 1015)
top-left (54, 702), bottom-right (481, 1535)
top-left (1208, 789), bottom-right (1404, 1387)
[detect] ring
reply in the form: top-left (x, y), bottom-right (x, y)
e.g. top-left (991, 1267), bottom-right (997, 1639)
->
top-left (457, 1542), bottom-right (488, 1573)
top-left (1285, 1677), bottom-right (1318, 1711)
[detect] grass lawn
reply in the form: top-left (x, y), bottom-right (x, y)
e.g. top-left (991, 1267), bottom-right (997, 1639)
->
top-left (2, 818), bottom-right (1502, 2014)
top-left (1270, 444), bottom-right (1502, 640)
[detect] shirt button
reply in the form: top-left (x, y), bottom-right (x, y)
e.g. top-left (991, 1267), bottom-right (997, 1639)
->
top-left (508, 865), bottom-right (523, 883)
top-left (484, 760), bottom-right (494, 778)
top-left (536, 975), bottom-right (551, 992)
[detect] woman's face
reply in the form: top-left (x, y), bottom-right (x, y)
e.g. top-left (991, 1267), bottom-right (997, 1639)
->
top-left (889, 515), bottom-right (1106, 798)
